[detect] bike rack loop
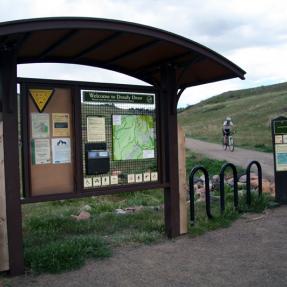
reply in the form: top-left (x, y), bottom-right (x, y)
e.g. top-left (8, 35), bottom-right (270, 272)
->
top-left (219, 163), bottom-right (239, 214)
top-left (246, 161), bottom-right (263, 206)
top-left (189, 165), bottom-right (213, 223)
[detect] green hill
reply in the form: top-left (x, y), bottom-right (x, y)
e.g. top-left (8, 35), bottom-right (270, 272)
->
top-left (178, 82), bottom-right (287, 152)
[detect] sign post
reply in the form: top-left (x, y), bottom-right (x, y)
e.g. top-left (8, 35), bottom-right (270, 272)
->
top-left (271, 116), bottom-right (287, 203)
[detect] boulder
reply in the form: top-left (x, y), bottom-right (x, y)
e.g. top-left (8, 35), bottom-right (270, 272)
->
top-left (71, 211), bottom-right (91, 221)
top-left (239, 173), bottom-right (258, 183)
top-left (195, 187), bottom-right (206, 202)
top-left (250, 179), bottom-right (258, 188)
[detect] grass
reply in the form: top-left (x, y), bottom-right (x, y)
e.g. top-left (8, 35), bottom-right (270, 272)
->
top-left (22, 190), bottom-right (165, 274)
top-left (178, 82), bottom-right (287, 152)
top-left (15, 153), bottom-right (273, 275)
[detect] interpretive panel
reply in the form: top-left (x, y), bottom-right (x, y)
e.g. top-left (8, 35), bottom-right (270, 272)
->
top-left (81, 89), bottom-right (158, 189)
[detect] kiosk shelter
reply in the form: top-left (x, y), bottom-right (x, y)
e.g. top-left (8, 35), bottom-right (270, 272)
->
top-left (0, 17), bottom-right (246, 275)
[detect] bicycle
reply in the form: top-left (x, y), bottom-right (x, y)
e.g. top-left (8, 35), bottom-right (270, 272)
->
top-left (223, 133), bottom-right (234, 152)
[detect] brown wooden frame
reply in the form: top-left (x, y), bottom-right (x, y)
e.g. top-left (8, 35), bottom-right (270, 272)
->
top-left (19, 77), bottom-right (166, 204)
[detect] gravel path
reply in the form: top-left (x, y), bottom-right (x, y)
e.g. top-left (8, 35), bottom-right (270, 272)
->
top-left (5, 206), bottom-right (287, 287)
top-left (185, 138), bottom-right (274, 179)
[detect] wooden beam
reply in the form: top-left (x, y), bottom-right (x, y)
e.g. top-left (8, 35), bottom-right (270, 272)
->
top-left (39, 29), bottom-right (78, 59)
top-left (0, 49), bottom-right (24, 275)
top-left (135, 51), bottom-right (190, 76)
top-left (73, 32), bottom-right (122, 61)
top-left (0, 121), bottom-right (9, 271)
top-left (108, 39), bottom-right (159, 64)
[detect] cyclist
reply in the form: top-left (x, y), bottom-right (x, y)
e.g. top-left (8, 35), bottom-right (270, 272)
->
top-left (222, 116), bottom-right (234, 145)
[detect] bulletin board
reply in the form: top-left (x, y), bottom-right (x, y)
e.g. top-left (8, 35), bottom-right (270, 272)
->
top-left (26, 87), bottom-right (74, 196)
top-left (19, 78), bottom-right (160, 201)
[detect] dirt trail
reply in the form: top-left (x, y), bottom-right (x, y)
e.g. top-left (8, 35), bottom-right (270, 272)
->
top-left (185, 138), bottom-right (274, 179)
top-left (5, 206), bottom-right (287, 287)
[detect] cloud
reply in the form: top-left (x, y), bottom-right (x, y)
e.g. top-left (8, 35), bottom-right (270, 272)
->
top-left (2, 0), bottom-right (287, 106)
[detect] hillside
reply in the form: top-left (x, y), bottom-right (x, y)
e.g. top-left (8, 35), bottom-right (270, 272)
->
top-left (178, 82), bottom-right (287, 152)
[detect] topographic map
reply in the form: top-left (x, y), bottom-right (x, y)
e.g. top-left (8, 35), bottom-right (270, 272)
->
top-left (112, 115), bottom-right (155, 160)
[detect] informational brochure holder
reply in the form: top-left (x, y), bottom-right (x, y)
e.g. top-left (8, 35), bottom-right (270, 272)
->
top-left (271, 116), bottom-right (287, 203)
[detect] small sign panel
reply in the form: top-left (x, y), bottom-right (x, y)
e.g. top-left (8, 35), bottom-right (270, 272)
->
top-left (111, 175), bottom-right (118, 185)
top-left (274, 120), bottom-right (287, 134)
top-left (31, 113), bottom-right (50, 138)
top-left (82, 90), bottom-right (154, 104)
top-left (52, 113), bottom-right (70, 137)
top-left (151, 172), bottom-right (158, 181)
top-left (93, 177), bottom-right (101, 187)
top-left (143, 172), bottom-right (151, 182)
top-left (135, 174), bottom-right (143, 183)
top-left (102, 176), bottom-right (110, 186)
top-left (275, 135), bottom-right (283, 144)
top-left (52, 138), bottom-right (71, 164)
top-left (87, 116), bottom-right (106, 142)
top-left (84, 178), bottom-right (93, 188)
top-left (128, 174), bottom-right (135, 183)
top-left (275, 144), bottom-right (287, 171)
top-left (29, 89), bottom-right (54, 113)
top-left (31, 139), bottom-right (51, 165)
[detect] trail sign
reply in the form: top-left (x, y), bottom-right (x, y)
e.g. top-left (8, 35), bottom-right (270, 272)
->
top-left (29, 89), bottom-right (54, 112)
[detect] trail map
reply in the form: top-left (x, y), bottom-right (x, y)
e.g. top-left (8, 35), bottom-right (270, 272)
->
top-left (112, 115), bottom-right (155, 160)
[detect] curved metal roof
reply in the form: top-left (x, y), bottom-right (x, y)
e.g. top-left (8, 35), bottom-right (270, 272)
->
top-left (0, 17), bottom-right (245, 88)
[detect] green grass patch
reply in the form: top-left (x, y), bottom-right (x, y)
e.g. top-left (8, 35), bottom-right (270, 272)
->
top-left (22, 190), bottom-right (165, 274)
top-left (24, 236), bottom-right (111, 274)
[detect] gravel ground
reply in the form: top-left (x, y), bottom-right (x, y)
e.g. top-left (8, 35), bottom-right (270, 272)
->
top-left (4, 206), bottom-right (287, 287)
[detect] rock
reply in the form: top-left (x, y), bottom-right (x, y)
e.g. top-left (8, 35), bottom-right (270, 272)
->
top-left (261, 180), bottom-right (273, 194)
top-left (124, 206), bottom-right (144, 213)
top-left (71, 211), bottom-right (91, 221)
top-left (195, 187), bottom-right (206, 201)
top-left (227, 178), bottom-right (235, 186)
top-left (250, 179), bottom-right (258, 188)
top-left (81, 204), bottom-right (92, 211)
top-left (115, 209), bottom-right (127, 214)
top-left (212, 175), bottom-right (220, 183)
top-left (239, 173), bottom-right (258, 183)
top-left (193, 176), bottom-right (203, 185)
top-left (239, 175), bottom-right (246, 183)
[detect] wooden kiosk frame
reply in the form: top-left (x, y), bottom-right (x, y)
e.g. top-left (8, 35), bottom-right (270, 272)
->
top-left (0, 17), bottom-right (245, 275)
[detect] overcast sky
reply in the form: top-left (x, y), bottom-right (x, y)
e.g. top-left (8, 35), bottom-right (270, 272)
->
top-left (1, 0), bottom-right (287, 107)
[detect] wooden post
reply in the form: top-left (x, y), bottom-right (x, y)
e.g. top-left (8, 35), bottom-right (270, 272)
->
top-left (0, 49), bottom-right (24, 275)
top-left (0, 122), bottom-right (9, 271)
top-left (178, 125), bottom-right (187, 234)
top-left (160, 64), bottom-right (180, 238)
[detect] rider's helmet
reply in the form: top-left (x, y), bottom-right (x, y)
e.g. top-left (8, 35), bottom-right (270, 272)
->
top-left (226, 116), bottom-right (231, 121)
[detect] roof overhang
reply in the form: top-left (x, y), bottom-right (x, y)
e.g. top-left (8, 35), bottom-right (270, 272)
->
top-left (0, 17), bottom-right (246, 89)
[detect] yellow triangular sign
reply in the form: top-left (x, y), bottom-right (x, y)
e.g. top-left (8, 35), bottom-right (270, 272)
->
top-left (29, 89), bottom-right (54, 112)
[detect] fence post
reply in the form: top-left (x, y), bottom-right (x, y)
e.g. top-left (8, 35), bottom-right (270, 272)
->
top-left (219, 163), bottom-right (238, 213)
top-left (246, 161), bottom-right (262, 206)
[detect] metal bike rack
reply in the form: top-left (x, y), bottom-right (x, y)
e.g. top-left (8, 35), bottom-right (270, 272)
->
top-left (219, 163), bottom-right (239, 213)
top-left (188, 161), bottom-right (263, 225)
top-left (189, 165), bottom-right (212, 223)
top-left (246, 161), bottom-right (262, 206)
